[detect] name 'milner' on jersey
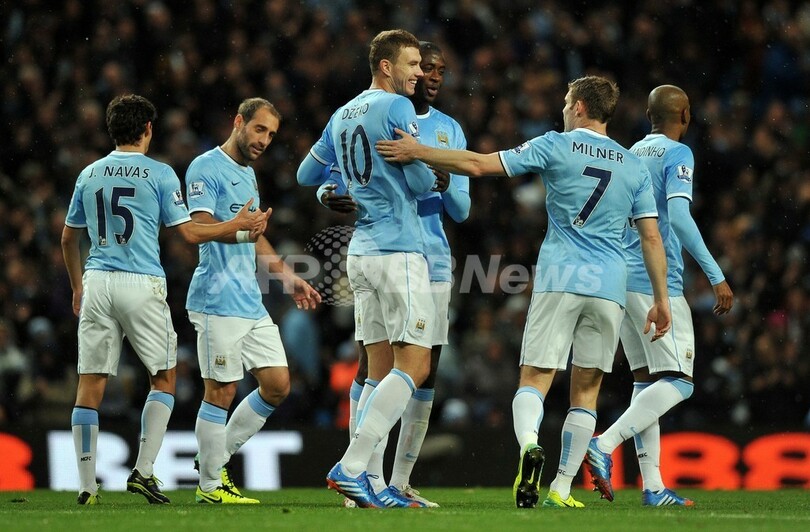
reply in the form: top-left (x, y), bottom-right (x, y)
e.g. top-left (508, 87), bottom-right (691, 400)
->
top-left (498, 129), bottom-right (658, 306)
top-left (307, 89), bottom-right (434, 256)
top-left (625, 134), bottom-right (694, 297)
top-left (65, 151), bottom-right (191, 277)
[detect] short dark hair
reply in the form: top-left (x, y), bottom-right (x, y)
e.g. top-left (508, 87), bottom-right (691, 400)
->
top-left (568, 76), bottom-right (620, 123)
top-left (106, 94), bottom-right (157, 146)
top-left (368, 29), bottom-right (420, 75)
top-left (419, 41), bottom-right (443, 57)
top-left (238, 97), bottom-right (282, 123)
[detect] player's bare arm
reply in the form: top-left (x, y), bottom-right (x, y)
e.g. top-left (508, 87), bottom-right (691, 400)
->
top-left (635, 217), bottom-right (672, 341)
top-left (182, 199), bottom-right (270, 244)
top-left (376, 127), bottom-right (505, 177)
top-left (60, 225), bottom-right (84, 317)
top-left (255, 236), bottom-right (322, 310)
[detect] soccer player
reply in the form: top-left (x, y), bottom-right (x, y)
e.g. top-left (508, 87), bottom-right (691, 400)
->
top-left (297, 29), bottom-right (437, 508)
top-left (62, 94), bottom-right (268, 505)
top-left (318, 41), bottom-right (470, 508)
top-left (376, 75), bottom-right (672, 509)
top-left (584, 85), bottom-right (734, 506)
top-left (186, 97), bottom-right (321, 504)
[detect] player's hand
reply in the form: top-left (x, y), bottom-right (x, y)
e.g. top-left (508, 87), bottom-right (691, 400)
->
top-left (233, 198), bottom-right (262, 230)
top-left (376, 128), bottom-right (419, 163)
top-left (644, 300), bottom-right (671, 342)
top-left (712, 280), bottom-right (734, 315)
top-left (321, 184), bottom-right (357, 214)
top-left (290, 276), bottom-right (322, 310)
top-left (249, 207), bottom-right (272, 241)
top-left (72, 288), bottom-right (82, 317)
top-left (432, 168), bottom-right (450, 192)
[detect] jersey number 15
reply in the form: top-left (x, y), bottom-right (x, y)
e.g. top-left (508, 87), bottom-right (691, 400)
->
top-left (94, 186), bottom-right (135, 246)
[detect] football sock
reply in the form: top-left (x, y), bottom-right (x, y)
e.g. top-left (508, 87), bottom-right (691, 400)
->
top-left (71, 406), bottom-right (99, 495)
top-left (367, 433), bottom-right (389, 493)
top-left (390, 387), bottom-right (434, 488)
top-left (134, 390), bottom-right (174, 477)
top-left (597, 377), bottom-right (694, 454)
top-left (341, 369), bottom-right (414, 477)
top-left (196, 401), bottom-right (228, 492)
top-left (224, 389), bottom-right (276, 463)
top-left (354, 379), bottom-right (378, 436)
top-left (630, 383), bottom-right (665, 492)
top-left (550, 407), bottom-right (596, 499)
top-left (348, 380), bottom-right (364, 441)
top-left (512, 386), bottom-right (545, 451)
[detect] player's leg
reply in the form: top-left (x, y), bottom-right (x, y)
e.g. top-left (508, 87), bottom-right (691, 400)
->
top-left (354, 296), bottom-right (394, 497)
top-left (127, 369), bottom-right (175, 504)
top-left (591, 294), bottom-right (695, 505)
top-left (512, 291), bottom-right (576, 508)
top-left (73, 374), bottom-right (107, 505)
top-left (328, 253), bottom-right (431, 508)
top-left (389, 280), bottom-right (449, 506)
top-left (349, 343), bottom-right (368, 439)
top-left (73, 270), bottom-right (121, 504)
top-left (189, 312), bottom-right (258, 503)
top-left (118, 273), bottom-right (178, 503)
top-left (567, 296), bottom-right (623, 504)
top-left (225, 316), bottom-right (288, 462)
top-left (389, 344), bottom-right (441, 506)
top-left (547, 368), bottom-right (600, 506)
top-left (363, 341), bottom-right (394, 495)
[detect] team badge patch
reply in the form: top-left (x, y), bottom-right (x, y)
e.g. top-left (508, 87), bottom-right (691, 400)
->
top-left (511, 142), bottom-right (530, 154)
top-left (436, 131), bottom-right (450, 148)
top-left (189, 181), bottom-right (205, 198)
top-left (407, 121), bottom-right (420, 138)
top-left (676, 165), bottom-right (693, 183)
top-left (414, 318), bottom-right (426, 335)
top-left (214, 355), bottom-right (226, 367)
top-left (172, 189), bottom-right (185, 206)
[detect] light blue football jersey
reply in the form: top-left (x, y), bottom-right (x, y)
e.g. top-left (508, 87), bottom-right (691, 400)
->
top-left (185, 147), bottom-right (266, 319)
top-left (625, 134), bottom-right (694, 297)
top-left (499, 128), bottom-right (658, 306)
top-left (415, 107), bottom-right (470, 282)
top-left (309, 89), bottom-right (435, 256)
top-left (65, 150), bottom-right (190, 277)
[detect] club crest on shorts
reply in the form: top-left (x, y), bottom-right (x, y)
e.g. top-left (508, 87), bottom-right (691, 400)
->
top-left (414, 318), bottom-right (427, 335)
top-left (214, 355), bottom-right (226, 367)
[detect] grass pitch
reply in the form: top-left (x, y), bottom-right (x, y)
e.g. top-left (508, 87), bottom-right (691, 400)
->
top-left (2, 487), bottom-right (808, 531)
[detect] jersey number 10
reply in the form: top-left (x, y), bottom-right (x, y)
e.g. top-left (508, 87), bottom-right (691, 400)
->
top-left (339, 126), bottom-right (372, 186)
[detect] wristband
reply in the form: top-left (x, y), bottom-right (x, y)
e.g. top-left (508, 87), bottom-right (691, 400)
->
top-left (236, 230), bottom-right (250, 243)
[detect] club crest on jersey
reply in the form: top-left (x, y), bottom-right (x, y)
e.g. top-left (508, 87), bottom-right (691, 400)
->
top-left (407, 121), bottom-right (420, 138)
top-left (436, 130), bottom-right (450, 148)
top-left (172, 189), bottom-right (185, 206)
top-left (511, 142), bottom-right (530, 154)
top-left (676, 165), bottom-right (693, 183)
top-left (189, 181), bottom-right (205, 198)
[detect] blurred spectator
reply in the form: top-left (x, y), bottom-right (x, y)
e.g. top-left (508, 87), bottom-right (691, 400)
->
top-left (0, 0), bottom-right (808, 430)
top-left (0, 318), bottom-right (28, 424)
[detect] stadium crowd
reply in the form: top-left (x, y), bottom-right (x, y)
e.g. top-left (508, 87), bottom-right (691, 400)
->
top-left (0, 0), bottom-right (808, 433)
